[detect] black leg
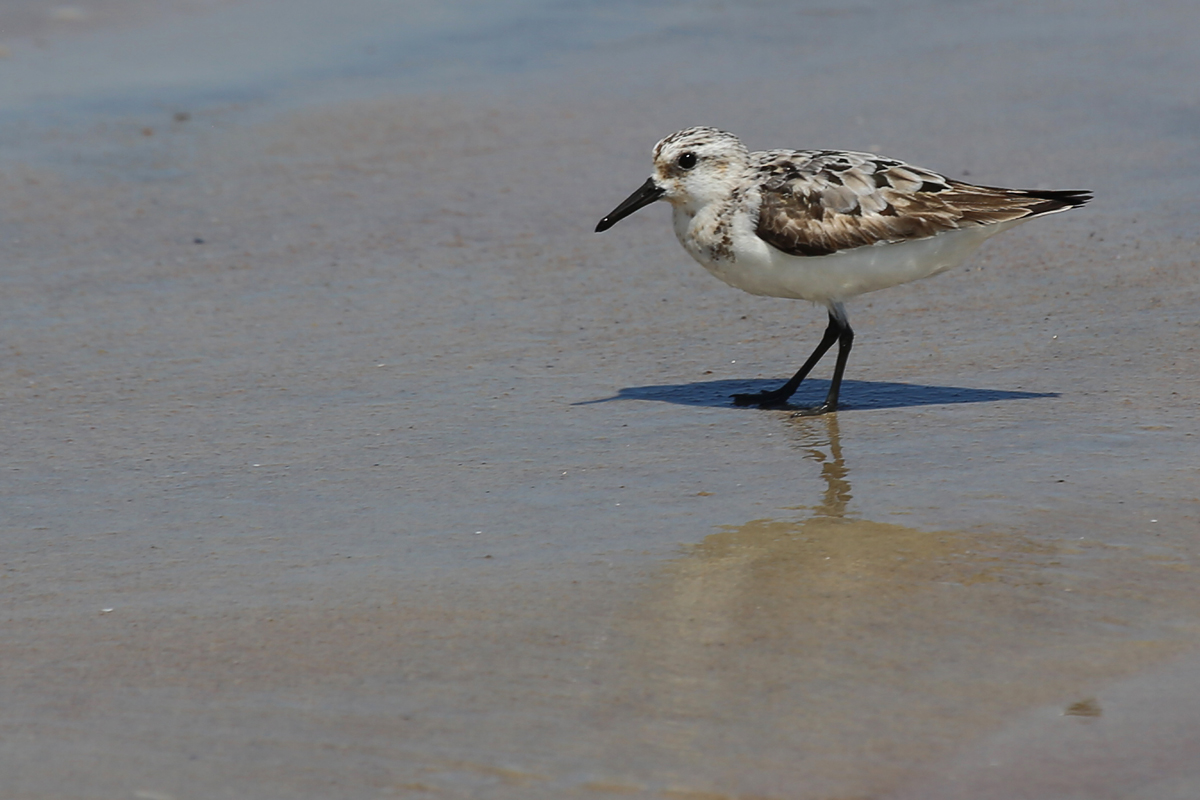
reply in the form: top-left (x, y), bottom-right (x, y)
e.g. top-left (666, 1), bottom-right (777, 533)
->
top-left (733, 310), bottom-right (850, 410)
top-left (791, 319), bottom-right (854, 416)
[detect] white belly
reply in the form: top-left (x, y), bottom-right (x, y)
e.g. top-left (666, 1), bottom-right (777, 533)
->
top-left (687, 222), bottom-right (1019, 305)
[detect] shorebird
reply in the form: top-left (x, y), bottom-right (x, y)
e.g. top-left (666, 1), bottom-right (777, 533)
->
top-left (595, 126), bottom-right (1090, 414)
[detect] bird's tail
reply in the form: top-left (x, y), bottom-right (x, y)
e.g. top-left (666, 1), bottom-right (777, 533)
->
top-left (1013, 189), bottom-right (1092, 218)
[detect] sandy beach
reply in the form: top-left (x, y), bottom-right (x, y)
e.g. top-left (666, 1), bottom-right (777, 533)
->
top-left (1, 1), bottom-right (1198, 797)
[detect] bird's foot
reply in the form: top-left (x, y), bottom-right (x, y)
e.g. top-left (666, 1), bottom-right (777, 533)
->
top-left (731, 390), bottom-right (794, 409)
top-left (789, 402), bottom-right (837, 417)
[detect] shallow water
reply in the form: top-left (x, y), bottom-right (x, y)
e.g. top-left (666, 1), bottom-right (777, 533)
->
top-left (1, 1), bottom-right (1198, 797)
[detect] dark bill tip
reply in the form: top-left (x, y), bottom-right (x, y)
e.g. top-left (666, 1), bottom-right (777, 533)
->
top-left (595, 177), bottom-right (665, 232)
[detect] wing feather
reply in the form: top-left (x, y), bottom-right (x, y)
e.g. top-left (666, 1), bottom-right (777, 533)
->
top-left (753, 151), bottom-right (1091, 257)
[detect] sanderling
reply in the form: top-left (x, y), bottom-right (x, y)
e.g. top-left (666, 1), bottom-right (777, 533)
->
top-left (595, 126), bottom-right (1090, 414)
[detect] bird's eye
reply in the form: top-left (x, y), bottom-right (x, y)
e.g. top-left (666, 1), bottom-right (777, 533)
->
top-left (677, 152), bottom-right (698, 170)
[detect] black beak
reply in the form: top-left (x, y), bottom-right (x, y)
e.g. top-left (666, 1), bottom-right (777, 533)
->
top-left (595, 178), bottom-right (665, 232)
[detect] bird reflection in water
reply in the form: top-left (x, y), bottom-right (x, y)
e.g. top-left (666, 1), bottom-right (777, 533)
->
top-left (787, 412), bottom-right (852, 519)
top-left (618, 415), bottom-right (1007, 779)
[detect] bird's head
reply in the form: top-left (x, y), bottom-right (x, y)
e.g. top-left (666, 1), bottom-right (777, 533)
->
top-left (596, 127), bottom-right (750, 232)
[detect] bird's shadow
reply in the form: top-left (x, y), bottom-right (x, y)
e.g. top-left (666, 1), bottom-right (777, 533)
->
top-left (577, 378), bottom-right (1057, 411)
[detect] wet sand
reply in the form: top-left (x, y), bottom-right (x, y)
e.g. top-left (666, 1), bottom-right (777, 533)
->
top-left (1, 1), bottom-right (1199, 798)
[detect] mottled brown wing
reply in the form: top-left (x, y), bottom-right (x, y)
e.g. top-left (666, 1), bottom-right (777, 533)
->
top-left (753, 150), bottom-right (1090, 257)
